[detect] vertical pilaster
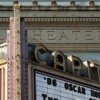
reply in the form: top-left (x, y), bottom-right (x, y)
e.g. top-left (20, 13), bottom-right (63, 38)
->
top-left (13, 1), bottom-right (21, 100)
top-left (20, 19), bottom-right (28, 100)
top-left (7, 20), bottom-right (14, 100)
top-left (7, 1), bottom-right (21, 100)
top-left (7, 1), bottom-right (28, 100)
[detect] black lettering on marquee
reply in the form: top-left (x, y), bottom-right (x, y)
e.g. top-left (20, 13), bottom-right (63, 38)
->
top-left (95, 91), bottom-right (99, 98)
top-left (42, 94), bottom-right (47, 100)
top-left (78, 86), bottom-right (82, 94)
top-left (99, 92), bottom-right (100, 98)
top-left (52, 79), bottom-right (57, 86)
top-left (47, 78), bottom-right (57, 87)
top-left (64, 82), bottom-right (86, 95)
top-left (40, 76), bottom-right (100, 100)
top-left (69, 84), bottom-right (73, 91)
top-left (64, 83), bottom-right (68, 89)
top-left (47, 78), bottom-right (51, 85)
top-left (82, 87), bottom-right (86, 94)
top-left (91, 90), bottom-right (100, 99)
top-left (54, 98), bottom-right (58, 100)
top-left (48, 97), bottom-right (53, 100)
top-left (44, 77), bottom-right (46, 80)
top-left (89, 98), bottom-right (96, 100)
top-left (91, 90), bottom-right (94, 97)
top-left (42, 94), bottom-right (58, 100)
top-left (73, 85), bottom-right (77, 92)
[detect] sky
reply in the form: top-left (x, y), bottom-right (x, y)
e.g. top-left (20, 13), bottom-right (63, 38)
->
top-left (64, 52), bottom-right (100, 62)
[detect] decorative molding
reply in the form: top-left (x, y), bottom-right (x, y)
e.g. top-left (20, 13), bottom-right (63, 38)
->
top-left (24, 18), bottom-right (100, 22)
top-left (0, 18), bottom-right (9, 22)
top-left (1, 4), bottom-right (100, 11)
top-left (41, 43), bottom-right (100, 52)
top-left (51, 0), bottom-right (57, 7)
top-left (89, 1), bottom-right (95, 7)
top-left (20, 6), bottom-right (100, 11)
top-left (0, 18), bottom-right (100, 22)
top-left (1, 17), bottom-right (100, 22)
top-left (69, 1), bottom-right (76, 7)
top-left (32, 1), bottom-right (39, 7)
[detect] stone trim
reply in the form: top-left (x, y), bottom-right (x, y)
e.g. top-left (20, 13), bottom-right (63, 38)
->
top-left (24, 18), bottom-right (100, 22)
top-left (1, 17), bottom-right (100, 22)
top-left (1, 17), bottom-right (99, 22)
top-left (40, 43), bottom-right (100, 52)
top-left (0, 18), bottom-right (9, 22)
top-left (0, 5), bottom-right (100, 11)
top-left (0, 0), bottom-right (100, 11)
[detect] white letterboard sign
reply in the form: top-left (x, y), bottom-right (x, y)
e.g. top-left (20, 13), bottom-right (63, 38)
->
top-left (34, 71), bottom-right (100, 100)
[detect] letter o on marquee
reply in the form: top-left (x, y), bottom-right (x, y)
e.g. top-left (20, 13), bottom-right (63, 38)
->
top-left (34, 45), bottom-right (48, 65)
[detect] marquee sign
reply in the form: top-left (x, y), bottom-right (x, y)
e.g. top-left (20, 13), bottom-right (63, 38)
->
top-left (34, 70), bottom-right (100, 100)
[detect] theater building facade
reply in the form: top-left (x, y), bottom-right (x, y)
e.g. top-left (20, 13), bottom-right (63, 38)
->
top-left (0, 0), bottom-right (100, 100)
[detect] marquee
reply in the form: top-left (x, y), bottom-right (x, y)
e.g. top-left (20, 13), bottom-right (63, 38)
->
top-left (34, 70), bottom-right (100, 100)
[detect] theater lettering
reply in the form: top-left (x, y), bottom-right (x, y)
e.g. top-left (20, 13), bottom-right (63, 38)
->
top-left (28, 30), bottom-right (100, 43)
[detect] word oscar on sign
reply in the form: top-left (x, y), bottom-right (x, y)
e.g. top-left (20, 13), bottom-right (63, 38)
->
top-left (45, 77), bottom-right (86, 95)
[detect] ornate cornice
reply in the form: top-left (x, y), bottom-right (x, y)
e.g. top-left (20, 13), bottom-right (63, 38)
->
top-left (1, 6), bottom-right (100, 11)
top-left (24, 18), bottom-right (100, 22)
top-left (0, 18), bottom-right (9, 22)
top-left (1, 18), bottom-right (100, 22)
top-left (1, 1), bottom-right (100, 11)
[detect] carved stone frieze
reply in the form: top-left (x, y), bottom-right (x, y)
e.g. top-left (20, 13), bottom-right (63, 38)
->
top-left (32, 1), bottom-right (39, 7)
top-left (1, 17), bottom-right (100, 22)
top-left (69, 1), bottom-right (76, 7)
top-left (24, 18), bottom-right (100, 22)
top-left (51, 0), bottom-right (57, 7)
top-left (89, 1), bottom-right (95, 7)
